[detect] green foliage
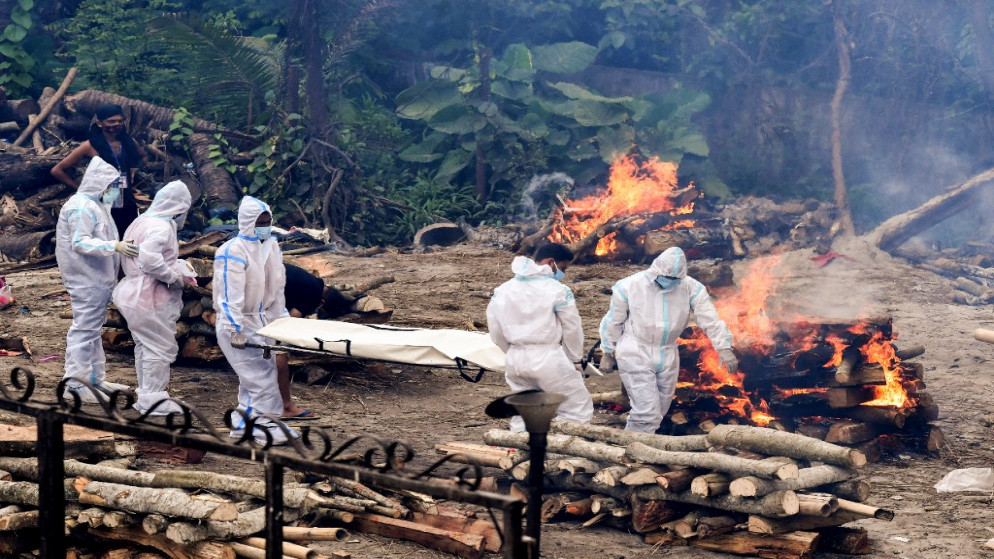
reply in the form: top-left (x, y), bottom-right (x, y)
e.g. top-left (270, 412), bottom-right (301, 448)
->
top-left (0, 0), bottom-right (37, 93)
top-left (395, 40), bottom-right (716, 202)
top-left (245, 114), bottom-right (309, 204)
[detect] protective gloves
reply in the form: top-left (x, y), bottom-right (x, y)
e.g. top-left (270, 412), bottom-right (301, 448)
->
top-left (599, 353), bottom-right (617, 372)
top-left (114, 241), bottom-right (139, 258)
top-left (718, 348), bottom-right (738, 372)
top-left (230, 331), bottom-right (248, 349)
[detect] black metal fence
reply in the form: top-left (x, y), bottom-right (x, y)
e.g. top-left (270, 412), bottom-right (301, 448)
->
top-left (0, 367), bottom-right (527, 559)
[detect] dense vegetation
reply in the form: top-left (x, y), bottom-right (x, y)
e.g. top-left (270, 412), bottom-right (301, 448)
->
top-left (3, 0), bottom-right (993, 244)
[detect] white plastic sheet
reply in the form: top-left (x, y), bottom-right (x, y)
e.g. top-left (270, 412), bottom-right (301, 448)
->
top-left (934, 467), bottom-right (994, 492)
top-left (256, 317), bottom-right (506, 372)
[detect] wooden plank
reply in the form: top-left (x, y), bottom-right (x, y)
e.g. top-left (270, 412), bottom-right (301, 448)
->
top-left (689, 530), bottom-right (820, 558)
top-left (350, 513), bottom-right (485, 559)
top-left (89, 527), bottom-right (235, 559)
top-left (0, 424), bottom-right (118, 458)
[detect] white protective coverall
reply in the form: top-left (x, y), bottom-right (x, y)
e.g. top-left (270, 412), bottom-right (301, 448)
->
top-left (213, 197), bottom-right (295, 444)
top-left (56, 157), bottom-right (127, 396)
top-left (486, 256), bottom-right (593, 431)
top-left (112, 181), bottom-right (194, 415)
top-left (599, 247), bottom-right (733, 433)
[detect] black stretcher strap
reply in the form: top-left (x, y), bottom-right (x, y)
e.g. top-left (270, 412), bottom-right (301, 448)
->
top-left (455, 357), bottom-right (486, 383)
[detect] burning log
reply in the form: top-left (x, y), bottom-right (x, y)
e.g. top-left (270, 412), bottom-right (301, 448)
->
top-left (824, 421), bottom-right (878, 445)
top-left (641, 217), bottom-right (733, 261)
top-left (705, 425), bottom-right (867, 468)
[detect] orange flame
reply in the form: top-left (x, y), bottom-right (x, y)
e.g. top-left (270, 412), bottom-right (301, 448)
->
top-left (715, 255), bottom-right (783, 346)
top-left (549, 154), bottom-right (696, 257)
top-left (860, 330), bottom-right (908, 408)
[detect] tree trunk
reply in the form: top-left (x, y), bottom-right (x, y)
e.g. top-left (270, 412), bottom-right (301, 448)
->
top-left (149, 470), bottom-right (312, 508)
top-left (188, 133), bottom-right (240, 213)
top-left (64, 90), bottom-right (217, 133)
top-left (866, 167), bottom-right (994, 251)
top-left (165, 507), bottom-right (302, 544)
top-left (729, 465), bottom-right (853, 498)
top-left (0, 457), bottom-right (152, 487)
top-left (0, 230), bottom-right (56, 261)
top-left (0, 153), bottom-right (63, 195)
top-left (970, 1), bottom-right (994, 104)
top-left (705, 424), bottom-right (867, 468)
top-left (829, 0), bottom-right (855, 237)
top-left (748, 510), bottom-right (868, 534)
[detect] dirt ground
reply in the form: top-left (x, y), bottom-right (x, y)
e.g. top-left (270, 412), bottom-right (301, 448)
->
top-left (2, 236), bottom-right (994, 558)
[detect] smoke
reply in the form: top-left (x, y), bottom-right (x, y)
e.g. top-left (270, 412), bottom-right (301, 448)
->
top-left (518, 172), bottom-right (575, 222)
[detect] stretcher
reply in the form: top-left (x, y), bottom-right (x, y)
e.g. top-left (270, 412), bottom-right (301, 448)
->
top-left (253, 317), bottom-right (506, 382)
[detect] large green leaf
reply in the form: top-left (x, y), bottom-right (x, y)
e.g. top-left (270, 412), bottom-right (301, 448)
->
top-left (596, 124), bottom-right (635, 163)
top-left (398, 132), bottom-right (449, 163)
top-left (11, 8), bottom-right (31, 30)
top-left (666, 130), bottom-right (710, 157)
top-left (572, 99), bottom-right (629, 126)
top-left (499, 43), bottom-right (535, 82)
top-left (396, 80), bottom-right (463, 121)
top-left (532, 42), bottom-right (598, 74)
top-left (434, 148), bottom-right (473, 183)
top-left (17, 0), bottom-right (34, 10)
top-left (3, 24), bottom-right (28, 43)
top-left (491, 79), bottom-right (534, 102)
top-left (428, 104), bottom-right (487, 135)
top-left (547, 81), bottom-right (632, 103)
top-left (429, 65), bottom-right (467, 81)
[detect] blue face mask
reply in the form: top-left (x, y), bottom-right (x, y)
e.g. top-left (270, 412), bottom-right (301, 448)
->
top-left (552, 263), bottom-right (566, 282)
top-left (102, 187), bottom-right (121, 206)
top-left (655, 276), bottom-right (679, 290)
top-left (254, 226), bottom-right (272, 241)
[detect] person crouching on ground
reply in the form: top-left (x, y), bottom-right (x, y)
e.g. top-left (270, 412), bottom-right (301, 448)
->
top-left (213, 197), bottom-right (297, 445)
top-left (56, 157), bottom-right (139, 403)
top-left (599, 246), bottom-right (738, 433)
top-left (112, 181), bottom-right (196, 416)
top-left (486, 242), bottom-right (593, 431)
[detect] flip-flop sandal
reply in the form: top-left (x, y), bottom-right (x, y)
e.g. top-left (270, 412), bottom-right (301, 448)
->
top-left (281, 410), bottom-right (321, 421)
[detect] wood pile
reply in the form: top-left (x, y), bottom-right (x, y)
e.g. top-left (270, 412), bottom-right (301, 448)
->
top-left (474, 422), bottom-right (886, 558)
top-left (718, 196), bottom-right (838, 256)
top-left (0, 427), bottom-right (505, 558)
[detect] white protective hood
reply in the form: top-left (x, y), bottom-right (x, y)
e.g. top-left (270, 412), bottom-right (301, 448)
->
top-left (78, 157), bottom-right (120, 199)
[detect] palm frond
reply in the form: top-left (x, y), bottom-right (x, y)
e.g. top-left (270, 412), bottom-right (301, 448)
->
top-left (148, 14), bottom-right (286, 127)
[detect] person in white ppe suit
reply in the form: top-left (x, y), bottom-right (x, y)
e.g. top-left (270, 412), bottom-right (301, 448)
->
top-left (599, 246), bottom-right (737, 433)
top-left (56, 156), bottom-right (139, 403)
top-left (112, 181), bottom-right (195, 416)
top-left (213, 196), bottom-right (297, 445)
top-left (487, 243), bottom-right (593, 432)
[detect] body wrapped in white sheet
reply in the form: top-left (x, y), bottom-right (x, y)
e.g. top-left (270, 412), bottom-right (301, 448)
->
top-left (256, 317), bottom-right (506, 372)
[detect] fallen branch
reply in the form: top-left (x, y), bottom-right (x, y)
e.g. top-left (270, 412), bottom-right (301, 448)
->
top-left (13, 68), bottom-right (77, 147)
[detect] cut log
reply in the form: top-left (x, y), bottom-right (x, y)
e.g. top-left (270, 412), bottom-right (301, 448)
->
top-left (102, 511), bottom-right (139, 529)
top-left (0, 153), bottom-right (65, 195)
top-left (620, 466), bottom-right (667, 486)
top-left (591, 465), bottom-right (632, 487)
top-left (824, 479), bottom-right (871, 502)
top-left (689, 530), bottom-right (819, 558)
top-left (12, 68), bottom-right (77, 147)
top-left (149, 470), bottom-right (311, 509)
top-left (77, 479), bottom-right (238, 521)
top-left (280, 526), bottom-right (349, 541)
top-left (843, 406), bottom-right (908, 428)
top-left (661, 510), bottom-right (702, 536)
top-left (328, 477), bottom-right (407, 515)
top-left (166, 507), bottom-right (302, 544)
top-left (657, 489), bottom-right (800, 518)
top-left (655, 469), bottom-right (700, 493)
top-left (142, 514), bottom-right (169, 535)
top-left (728, 465), bottom-right (854, 498)
top-left (0, 230), bottom-right (56, 261)
top-left (485, 429), bottom-right (797, 479)
top-left (564, 497), bottom-right (593, 516)
top-left (867, 166), bottom-right (994, 252)
top-left (894, 344), bottom-right (926, 360)
top-left (557, 457), bottom-right (604, 476)
top-left (690, 473), bottom-right (730, 498)
top-left (825, 421), bottom-right (878, 445)
top-left (409, 512), bottom-right (501, 553)
top-left (641, 217), bottom-right (732, 261)
top-left (696, 515), bottom-right (738, 538)
top-left (414, 222), bottom-right (467, 246)
top-left (795, 492), bottom-right (839, 516)
top-left (837, 498), bottom-right (893, 520)
top-left (748, 510), bottom-right (868, 534)
top-left (434, 442), bottom-right (512, 469)
top-left (629, 495), bottom-right (682, 533)
top-left (827, 386), bottom-right (877, 408)
top-left (0, 510), bottom-right (37, 531)
top-left (238, 536), bottom-right (320, 559)
top-left (350, 513), bottom-right (485, 559)
top-left (180, 336), bottom-right (225, 362)
top-left (90, 526), bottom-right (235, 559)
top-left (819, 526), bottom-right (872, 554)
top-left (540, 492), bottom-right (584, 522)
top-left (590, 495), bottom-right (624, 514)
top-left (66, 90), bottom-right (218, 134)
top-left (706, 424), bottom-right (867, 468)
top-left (551, 420), bottom-right (708, 451)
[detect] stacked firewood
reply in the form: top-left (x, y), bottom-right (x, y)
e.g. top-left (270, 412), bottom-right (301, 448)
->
top-left (477, 422), bottom-right (886, 558)
top-left (0, 448), bottom-right (503, 558)
top-left (718, 196), bottom-right (838, 257)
